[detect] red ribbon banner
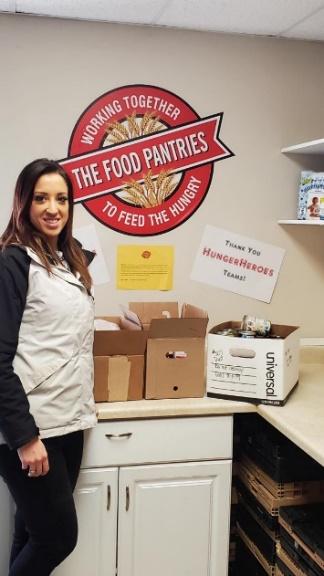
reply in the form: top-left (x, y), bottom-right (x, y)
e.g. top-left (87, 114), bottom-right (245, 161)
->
top-left (60, 114), bottom-right (230, 203)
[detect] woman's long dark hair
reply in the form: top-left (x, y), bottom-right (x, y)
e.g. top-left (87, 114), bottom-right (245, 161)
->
top-left (0, 158), bottom-right (92, 292)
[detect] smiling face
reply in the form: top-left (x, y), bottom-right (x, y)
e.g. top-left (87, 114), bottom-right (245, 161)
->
top-left (29, 172), bottom-right (69, 249)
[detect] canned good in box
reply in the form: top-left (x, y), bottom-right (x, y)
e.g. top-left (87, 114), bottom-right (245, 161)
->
top-left (216, 328), bottom-right (240, 337)
top-left (238, 330), bottom-right (256, 338)
top-left (241, 315), bottom-right (271, 336)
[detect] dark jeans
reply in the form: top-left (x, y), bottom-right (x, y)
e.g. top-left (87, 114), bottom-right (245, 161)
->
top-left (0, 430), bottom-right (84, 576)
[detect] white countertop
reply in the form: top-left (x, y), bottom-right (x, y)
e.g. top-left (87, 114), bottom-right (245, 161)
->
top-left (96, 346), bottom-right (324, 466)
top-left (96, 396), bottom-right (256, 420)
top-left (257, 347), bottom-right (324, 467)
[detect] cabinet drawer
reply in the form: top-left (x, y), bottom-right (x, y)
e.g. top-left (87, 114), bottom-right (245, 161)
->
top-left (81, 415), bottom-right (232, 468)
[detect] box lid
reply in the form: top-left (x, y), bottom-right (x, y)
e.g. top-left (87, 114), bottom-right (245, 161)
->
top-left (129, 302), bottom-right (179, 327)
top-left (148, 317), bottom-right (208, 339)
top-left (181, 303), bottom-right (208, 319)
top-left (94, 316), bottom-right (148, 355)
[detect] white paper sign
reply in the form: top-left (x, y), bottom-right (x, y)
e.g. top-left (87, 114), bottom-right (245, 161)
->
top-left (73, 223), bottom-right (110, 286)
top-left (191, 225), bottom-right (285, 303)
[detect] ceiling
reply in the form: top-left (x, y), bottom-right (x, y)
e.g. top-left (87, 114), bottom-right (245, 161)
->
top-left (1, 0), bottom-right (324, 42)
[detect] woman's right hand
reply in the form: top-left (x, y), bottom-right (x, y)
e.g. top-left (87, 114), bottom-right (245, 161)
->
top-left (17, 437), bottom-right (49, 477)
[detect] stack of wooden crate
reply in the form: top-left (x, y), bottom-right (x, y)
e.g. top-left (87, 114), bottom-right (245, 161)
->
top-left (232, 415), bottom-right (324, 576)
top-left (277, 504), bottom-right (324, 575)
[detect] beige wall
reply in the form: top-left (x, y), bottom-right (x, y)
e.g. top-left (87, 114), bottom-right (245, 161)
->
top-left (1, 13), bottom-right (324, 337)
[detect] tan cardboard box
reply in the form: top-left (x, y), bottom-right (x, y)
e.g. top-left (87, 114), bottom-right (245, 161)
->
top-left (206, 321), bottom-right (300, 405)
top-left (93, 316), bottom-right (147, 402)
top-left (94, 304), bottom-right (208, 402)
top-left (94, 316), bottom-right (148, 356)
top-left (94, 354), bottom-right (145, 402)
top-left (129, 302), bottom-right (179, 329)
top-left (145, 304), bottom-right (208, 400)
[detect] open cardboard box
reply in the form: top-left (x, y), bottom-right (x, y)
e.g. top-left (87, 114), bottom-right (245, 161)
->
top-left (129, 302), bottom-right (179, 329)
top-left (206, 321), bottom-right (300, 406)
top-left (93, 307), bottom-right (180, 402)
top-left (94, 303), bottom-right (208, 402)
top-left (140, 303), bottom-right (209, 400)
top-left (93, 316), bottom-right (147, 402)
top-left (94, 354), bottom-right (145, 402)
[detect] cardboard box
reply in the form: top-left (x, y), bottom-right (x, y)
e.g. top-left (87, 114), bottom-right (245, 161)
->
top-left (206, 321), bottom-right (300, 406)
top-left (94, 303), bottom-right (208, 402)
top-left (145, 304), bottom-right (208, 400)
top-left (94, 354), bottom-right (145, 402)
top-left (129, 302), bottom-right (179, 329)
top-left (94, 316), bottom-right (147, 402)
top-left (94, 317), bottom-right (148, 356)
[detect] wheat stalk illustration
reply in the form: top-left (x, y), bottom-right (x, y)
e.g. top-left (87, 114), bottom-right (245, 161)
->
top-left (105, 113), bottom-right (178, 206)
top-left (123, 170), bottom-right (177, 208)
top-left (105, 112), bottom-right (163, 144)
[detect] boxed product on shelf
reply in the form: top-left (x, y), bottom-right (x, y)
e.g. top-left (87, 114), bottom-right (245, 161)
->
top-left (206, 321), bottom-right (300, 405)
top-left (298, 171), bottom-right (324, 220)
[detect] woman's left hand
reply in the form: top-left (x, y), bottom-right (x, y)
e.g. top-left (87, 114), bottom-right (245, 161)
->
top-left (17, 437), bottom-right (49, 477)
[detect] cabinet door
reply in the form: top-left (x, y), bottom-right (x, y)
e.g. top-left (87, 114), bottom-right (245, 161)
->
top-left (118, 460), bottom-right (232, 576)
top-left (54, 467), bottom-right (118, 576)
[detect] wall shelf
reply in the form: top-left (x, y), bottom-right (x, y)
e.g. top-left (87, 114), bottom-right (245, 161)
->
top-left (280, 138), bottom-right (324, 223)
top-left (281, 138), bottom-right (324, 155)
top-left (278, 219), bottom-right (324, 226)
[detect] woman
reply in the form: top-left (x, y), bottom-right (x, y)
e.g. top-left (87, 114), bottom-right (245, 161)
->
top-left (0, 158), bottom-right (97, 575)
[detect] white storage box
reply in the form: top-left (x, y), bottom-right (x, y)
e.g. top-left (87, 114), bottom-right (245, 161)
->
top-left (207, 321), bottom-right (300, 406)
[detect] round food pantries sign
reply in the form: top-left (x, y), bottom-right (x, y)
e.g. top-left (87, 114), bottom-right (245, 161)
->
top-left (61, 85), bottom-right (234, 235)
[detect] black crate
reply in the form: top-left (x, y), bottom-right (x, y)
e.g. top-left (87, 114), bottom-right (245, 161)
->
top-left (280, 527), bottom-right (323, 576)
top-left (235, 538), bottom-right (268, 576)
top-left (236, 477), bottom-right (279, 532)
top-left (276, 555), bottom-right (296, 576)
top-left (237, 415), bottom-right (324, 483)
top-left (279, 504), bottom-right (324, 567)
top-left (237, 504), bottom-right (277, 564)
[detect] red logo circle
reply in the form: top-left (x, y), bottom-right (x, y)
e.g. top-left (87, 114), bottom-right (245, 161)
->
top-left (62, 84), bottom-right (233, 236)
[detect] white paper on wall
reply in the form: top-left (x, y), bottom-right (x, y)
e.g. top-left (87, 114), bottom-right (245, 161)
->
top-left (73, 223), bottom-right (110, 286)
top-left (190, 225), bottom-right (285, 303)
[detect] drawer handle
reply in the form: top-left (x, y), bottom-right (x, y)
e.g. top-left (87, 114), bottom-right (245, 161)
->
top-left (105, 432), bottom-right (133, 440)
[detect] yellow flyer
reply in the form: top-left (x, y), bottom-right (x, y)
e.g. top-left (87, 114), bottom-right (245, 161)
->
top-left (117, 245), bottom-right (174, 290)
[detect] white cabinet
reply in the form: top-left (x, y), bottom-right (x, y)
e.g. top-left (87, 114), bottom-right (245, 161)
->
top-left (54, 468), bottom-right (118, 576)
top-left (118, 461), bottom-right (231, 576)
top-left (55, 415), bottom-right (233, 576)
